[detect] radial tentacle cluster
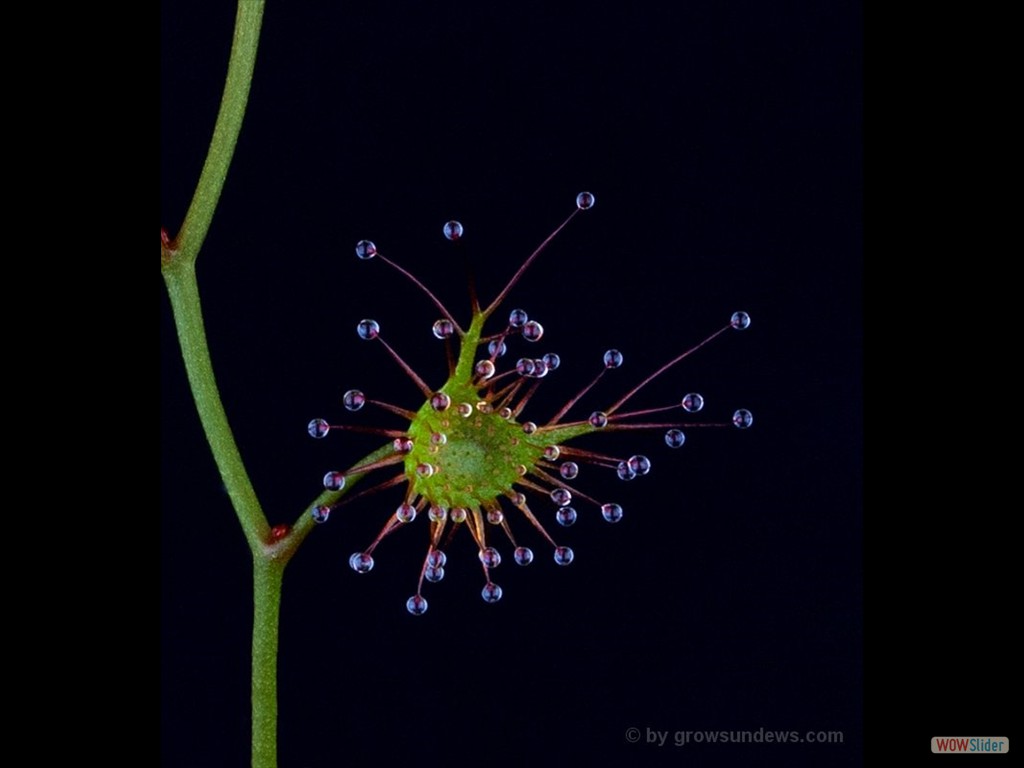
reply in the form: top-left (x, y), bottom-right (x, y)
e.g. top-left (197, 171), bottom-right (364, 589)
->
top-left (307, 192), bottom-right (752, 614)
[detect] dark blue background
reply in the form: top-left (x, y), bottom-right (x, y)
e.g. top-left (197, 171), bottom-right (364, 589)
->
top-left (162, 2), bottom-right (862, 765)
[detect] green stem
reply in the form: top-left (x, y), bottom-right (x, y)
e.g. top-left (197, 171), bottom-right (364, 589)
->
top-left (170, 0), bottom-right (266, 266)
top-left (162, 0), bottom-right (270, 554)
top-left (164, 220), bottom-right (392, 768)
top-left (164, 4), bottom-right (402, 766)
top-left (252, 559), bottom-right (283, 768)
top-left (163, 4), bottom-right (280, 767)
top-left (269, 442), bottom-right (400, 563)
top-left (164, 261), bottom-right (270, 552)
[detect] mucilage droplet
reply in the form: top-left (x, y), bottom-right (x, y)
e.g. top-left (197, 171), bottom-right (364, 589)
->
top-left (356, 319), bottom-right (380, 340)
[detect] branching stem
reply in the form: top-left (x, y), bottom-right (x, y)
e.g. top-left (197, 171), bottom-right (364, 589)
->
top-left (161, 4), bottom-right (376, 766)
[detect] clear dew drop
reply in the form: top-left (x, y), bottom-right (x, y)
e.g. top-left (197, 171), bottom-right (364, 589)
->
top-left (542, 352), bottom-right (561, 371)
top-left (431, 392), bottom-right (451, 411)
top-left (559, 461), bottom-right (579, 479)
top-left (343, 389), bottom-right (366, 411)
top-left (307, 418), bottom-right (330, 439)
top-left (730, 311), bottom-right (751, 330)
top-left (355, 239), bottom-right (377, 260)
top-left (589, 411), bottom-right (609, 428)
top-left (516, 358), bottom-right (536, 376)
top-left (311, 504), bottom-right (331, 524)
top-left (393, 436), bottom-right (414, 453)
top-left (432, 318), bottom-right (455, 339)
top-left (427, 549), bottom-right (447, 568)
top-left (430, 432), bottom-right (447, 446)
top-left (475, 360), bottom-right (496, 379)
top-left (349, 552), bottom-right (374, 573)
top-left (323, 471), bottom-right (346, 491)
top-left (443, 220), bottom-right (464, 241)
top-left (428, 505), bottom-right (448, 523)
top-left (509, 309), bottom-right (528, 328)
top-left (424, 566), bottom-right (445, 583)
top-left (479, 547), bottom-right (501, 568)
top-left (732, 408), bottom-right (754, 429)
top-left (556, 507), bottom-right (577, 527)
top-left (550, 487), bottom-right (572, 506)
top-left (522, 421), bottom-right (538, 434)
top-left (498, 406), bottom-right (513, 420)
top-left (487, 508), bottom-right (505, 525)
top-left (516, 464), bottom-right (528, 476)
top-left (576, 191), bottom-right (595, 210)
top-left (665, 428), bottom-right (686, 448)
top-left (450, 507), bottom-right (468, 523)
top-left (514, 546), bottom-right (534, 565)
top-left (532, 358), bottom-right (549, 378)
top-left (544, 445), bottom-right (561, 461)
top-left (481, 582), bottom-right (503, 603)
top-left (601, 503), bottom-right (624, 523)
top-left (628, 454), bottom-right (652, 475)
top-left (510, 491), bottom-right (526, 506)
top-left (406, 594), bottom-right (428, 615)
top-left (488, 339), bottom-right (507, 358)
top-left (416, 462), bottom-right (435, 477)
top-left (554, 545), bottom-right (575, 565)
top-left (476, 400), bottom-right (493, 414)
top-left (682, 392), bottom-right (705, 413)
top-left (616, 461), bottom-right (636, 481)
top-left (395, 502), bottom-right (417, 523)
top-left (603, 349), bottom-right (624, 368)
top-left (522, 320), bottom-right (544, 342)
top-left (457, 402), bottom-right (473, 417)
top-left (356, 319), bottom-right (380, 340)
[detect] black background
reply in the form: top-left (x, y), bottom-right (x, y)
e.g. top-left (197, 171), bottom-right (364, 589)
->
top-left (162, 2), bottom-right (862, 766)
